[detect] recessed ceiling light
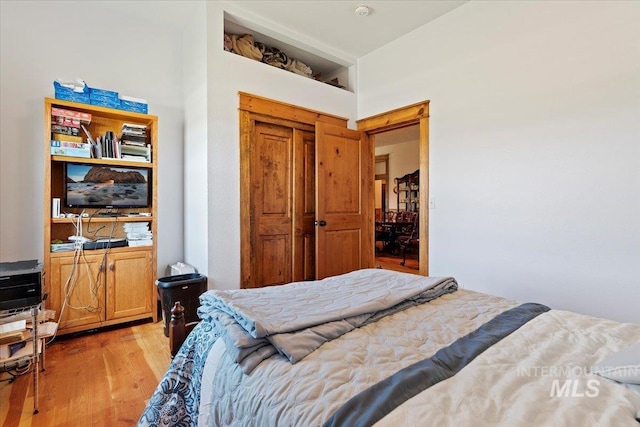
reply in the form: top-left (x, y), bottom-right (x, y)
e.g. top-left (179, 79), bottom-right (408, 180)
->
top-left (354, 5), bottom-right (370, 16)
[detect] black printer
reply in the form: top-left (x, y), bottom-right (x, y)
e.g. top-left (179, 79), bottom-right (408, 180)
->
top-left (0, 260), bottom-right (43, 310)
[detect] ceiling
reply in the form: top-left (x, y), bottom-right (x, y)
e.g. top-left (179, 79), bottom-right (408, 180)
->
top-left (222, 1), bottom-right (469, 58)
top-left (102, 0), bottom-right (468, 60)
top-left (374, 125), bottom-right (420, 147)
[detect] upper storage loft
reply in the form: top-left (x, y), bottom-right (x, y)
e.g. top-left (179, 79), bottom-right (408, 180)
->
top-left (223, 12), bottom-right (354, 92)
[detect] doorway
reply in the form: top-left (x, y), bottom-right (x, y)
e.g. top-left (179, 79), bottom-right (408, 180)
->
top-left (357, 101), bottom-right (430, 276)
top-left (373, 125), bottom-right (420, 272)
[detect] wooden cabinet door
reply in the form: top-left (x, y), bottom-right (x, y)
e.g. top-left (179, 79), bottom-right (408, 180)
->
top-left (50, 254), bottom-right (105, 330)
top-left (315, 122), bottom-right (374, 279)
top-left (105, 250), bottom-right (152, 320)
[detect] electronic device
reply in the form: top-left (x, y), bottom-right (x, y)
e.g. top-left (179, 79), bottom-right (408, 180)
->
top-left (0, 260), bottom-right (43, 310)
top-left (52, 198), bottom-right (60, 218)
top-left (96, 212), bottom-right (125, 217)
top-left (63, 162), bottom-right (151, 209)
top-left (83, 239), bottom-right (127, 250)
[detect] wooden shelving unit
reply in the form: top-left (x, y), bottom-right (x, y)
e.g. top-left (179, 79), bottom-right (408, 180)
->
top-left (395, 169), bottom-right (419, 213)
top-left (43, 98), bottom-right (158, 335)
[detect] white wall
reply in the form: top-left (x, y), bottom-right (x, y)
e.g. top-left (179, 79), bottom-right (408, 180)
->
top-left (0, 1), bottom-right (184, 280)
top-left (375, 140), bottom-right (420, 211)
top-left (182, 2), bottom-right (209, 276)
top-left (196, 2), bottom-right (357, 290)
top-left (358, 1), bottom-right (640, 323)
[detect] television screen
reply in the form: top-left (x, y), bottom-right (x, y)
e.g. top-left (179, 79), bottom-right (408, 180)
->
top-left (64, 163), bottom-right (151, 208)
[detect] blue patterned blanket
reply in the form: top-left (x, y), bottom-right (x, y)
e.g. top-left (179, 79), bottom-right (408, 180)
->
top-left (137, 322), bottom-right (219, 427)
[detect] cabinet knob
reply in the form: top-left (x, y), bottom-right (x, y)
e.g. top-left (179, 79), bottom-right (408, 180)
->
top-left (109, 262), bottom-right (114, 271)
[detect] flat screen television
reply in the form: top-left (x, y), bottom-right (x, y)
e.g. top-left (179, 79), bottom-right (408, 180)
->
top-left (64, 163), bottom-right (151, 209)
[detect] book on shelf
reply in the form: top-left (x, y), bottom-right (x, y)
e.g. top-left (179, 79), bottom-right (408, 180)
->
top-left (125, 231), bottom-right (153, 240)
top-left (121, 134), bottom-right (147, 144)
top-left (120, 143), bottom-right (151, 162)
top-left (122, 131), bottom-right (146, 139)
top-left (51, 107), bottom-right (91, 123)
top-left (127, 239), bottom-right (153, 247)
top-left (51, 140), bottom-right (89, 149)
top-left (52, 133), bottom-right (83, 143)
top-left (120, 143), bottom-right (149, 155)
top-left (121, 123), bottom-right (148, 138)
top-left (120, 140), bottom-right (147, 147)
top-left (119, 155), bottom-right (149, 163)
top-left (50, 140), bottom-right (91, 158)
top-left (123, 221), bottom-right (152, 247)
top-left (52, 115), bottom-right (82, 128)
top-left (51, 124), bottom-right (81, 136)
top-left (122, 126), bottom-right (146, 134)
top-left (123, 222), bottom-right (150, 231)
top-left (122, 122), bottom-right (147, 130)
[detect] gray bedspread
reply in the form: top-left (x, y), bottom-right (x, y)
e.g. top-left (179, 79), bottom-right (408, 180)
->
top-left (197, 269), bottom-right (458, 373)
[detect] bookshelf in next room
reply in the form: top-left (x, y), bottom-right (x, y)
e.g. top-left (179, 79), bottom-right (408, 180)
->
top-left (43, 97), bottom-right (159, 335)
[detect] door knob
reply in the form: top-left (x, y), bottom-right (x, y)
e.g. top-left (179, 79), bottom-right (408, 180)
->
top-left (318, 220), bottom-right (327, 227)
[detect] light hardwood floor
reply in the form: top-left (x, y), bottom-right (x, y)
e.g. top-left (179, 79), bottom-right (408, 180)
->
top-left (1, 320), bottom-right (171, 426)
top-left (375, 253), bottom-right (419, 274)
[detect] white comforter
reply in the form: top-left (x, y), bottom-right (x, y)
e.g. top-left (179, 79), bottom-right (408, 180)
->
top-left (198, 287), bottom-right (640, 426)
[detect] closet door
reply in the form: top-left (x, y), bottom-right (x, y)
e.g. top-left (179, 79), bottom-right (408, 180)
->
top-left (292, 129), bottom-right (316, 281)
top-left (315, 122), bottom-right (374, 279)
top-left (239, 92), bottom-right (354, 288)
top-left (251, 122), bottom-right (294, 287)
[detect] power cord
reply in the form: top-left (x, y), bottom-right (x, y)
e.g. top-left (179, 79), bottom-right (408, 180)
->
top-left (48, 210), bottom-right (104, 344)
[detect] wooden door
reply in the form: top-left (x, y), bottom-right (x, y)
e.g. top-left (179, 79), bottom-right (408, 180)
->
top-left (106, 250), bottom-right (152, 320)
top-left (50, 253), bottom-right (104, 330)
top-left (315, 122), bottom-right (374, 279)
top-left (293, 129), bottom-right (316, 281)
top-left (239, 93), bottom-right (351, 288)
top-left (249, 122), bottom-right (295, 287)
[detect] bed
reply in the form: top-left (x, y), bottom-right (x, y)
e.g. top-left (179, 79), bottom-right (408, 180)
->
top-left (138, 269), bottom-right (640, 426)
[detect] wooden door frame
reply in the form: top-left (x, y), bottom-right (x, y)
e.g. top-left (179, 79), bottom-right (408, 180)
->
top-left (356, 101), bottom-right (430, 276)
top-left (375, 154), bottom-right (390, 215)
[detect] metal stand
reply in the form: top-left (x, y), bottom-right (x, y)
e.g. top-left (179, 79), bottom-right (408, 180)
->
top-left (0, 304), bottom-right (43, 414)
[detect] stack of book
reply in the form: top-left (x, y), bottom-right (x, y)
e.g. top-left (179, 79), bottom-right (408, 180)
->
top-left (123, 222), bottom-right (153, 247)
top-left (50, 107), bottom-right (92, 158)
top-left (120, 123), bottom-right (151, 162)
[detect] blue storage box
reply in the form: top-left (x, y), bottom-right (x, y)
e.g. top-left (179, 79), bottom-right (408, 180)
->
top-left (89, 87), bottom-right (119, 101)
top-left (55, 91), bottom-right (90, 104)
top-left (90, 98), bottom-right (121, 109)
top-left (54, 80), bottom-right (89, 95)
top-left (119, 99), bottom-right (148, 114)
top-left (54, 81), bottom-right (90, 104)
